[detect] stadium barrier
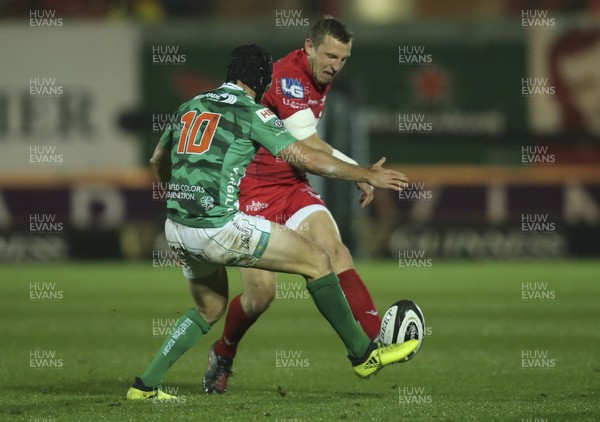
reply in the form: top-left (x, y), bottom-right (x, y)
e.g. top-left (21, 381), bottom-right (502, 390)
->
top-left (1, 165), bottom-right (598, 261)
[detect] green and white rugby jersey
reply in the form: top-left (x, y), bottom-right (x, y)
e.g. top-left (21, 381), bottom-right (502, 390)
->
top-left (159, 83), bottom-right (297, 228)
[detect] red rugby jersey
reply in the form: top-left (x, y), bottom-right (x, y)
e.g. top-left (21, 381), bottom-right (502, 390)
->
top-left (243, 49), bottom-right (331, 184)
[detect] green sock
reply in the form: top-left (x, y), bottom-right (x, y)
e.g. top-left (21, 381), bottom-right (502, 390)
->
top-left (140, 308), bottom-right (211, 387)
top-left (307, 273), bottom-right (371, 359)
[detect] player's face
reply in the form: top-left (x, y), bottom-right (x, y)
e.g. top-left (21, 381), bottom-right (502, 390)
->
top-left (305, 35), bottom-right (352, 86)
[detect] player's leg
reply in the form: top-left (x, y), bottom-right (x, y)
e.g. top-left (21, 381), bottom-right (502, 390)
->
top-left (189, 212), bottom-right (371, 359)
top-left (210, 184), bottom-right (285, 369)
top-left (205, 217), bottom-right (353, 394)
top-left (128, 265), bottom-right (226, 400)
top-left (139, 267), bottom-right (225, 385)
top-left (211, 185), bottom-right (378, 366)
top-left (186, 266), bottom-right (229, 324)
top-left (288, 202), bottom-right (382, 340)
top-left (254, 221), bottom-right (371, 356)
top-left (195, 212), bottom-right (371, 364)
top-left (204, 268), bottom-right (275, 393)
top-left (213, 268), bottom-right (276, 360)
top-left (128, 220), bottom-right (228, 400)
top-left (194, 213), bottom-right (418, 389)
top-left (238, 268), bottom-right (277, 317)
top-left (256, 221), bottom-right (419, 378)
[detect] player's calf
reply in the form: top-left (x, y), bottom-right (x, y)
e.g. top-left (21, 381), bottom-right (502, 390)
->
top-left (186, 267), bottom-right (229, 324)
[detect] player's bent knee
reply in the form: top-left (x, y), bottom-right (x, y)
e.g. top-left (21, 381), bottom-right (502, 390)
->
top-left (196, 297), bottom-right (227, 325)
top-left (304, 245), bottom-right (333, 280)
top-left (241, 282), bottom-right (275, 317)
top-left (328, 241), bottom-right (353, 268)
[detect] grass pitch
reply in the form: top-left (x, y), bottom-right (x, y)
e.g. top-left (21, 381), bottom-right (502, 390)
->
top-left (1, 260), bottom-right (599, 421)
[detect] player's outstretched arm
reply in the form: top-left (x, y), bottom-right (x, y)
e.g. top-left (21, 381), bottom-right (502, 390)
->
top-left (279, 142), bottom-right (408, 191)
top-left (150, 142), bottom-right (171, 185)
top-left (292, 132), bottom-right (375, 207)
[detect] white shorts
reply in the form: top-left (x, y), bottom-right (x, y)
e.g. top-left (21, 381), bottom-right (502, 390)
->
top-left (285, 204), bottom-right (337, 233)
top-left (165, 213), bottom-right (271, 279)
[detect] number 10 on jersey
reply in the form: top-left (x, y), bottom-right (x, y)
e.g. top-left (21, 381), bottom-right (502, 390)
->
top-left (177, 111), bottom-right (221, 155)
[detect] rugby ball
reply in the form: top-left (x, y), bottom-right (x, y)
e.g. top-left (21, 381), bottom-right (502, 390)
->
top-left (379, 300), bottom-right (425, 362)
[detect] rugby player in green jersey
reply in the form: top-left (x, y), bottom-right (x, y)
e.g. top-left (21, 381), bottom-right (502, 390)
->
top-left (126, 44), bottom-right (417, 401)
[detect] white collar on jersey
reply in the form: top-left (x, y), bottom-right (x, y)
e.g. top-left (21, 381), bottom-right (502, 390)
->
top-left (221, 82), bottom-right (244, 91)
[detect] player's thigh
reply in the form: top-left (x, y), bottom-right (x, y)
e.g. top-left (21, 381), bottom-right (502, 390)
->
top-left (239, 267), bottom-right (277, 315)
top-left (255, 221), bottom-right (331, 280)
top-left (298, 210), bottom-right (353, 268)
top-left (165, 216), bottom-right (269, 270)
top-left (166, 215), bottom-right (330, 281)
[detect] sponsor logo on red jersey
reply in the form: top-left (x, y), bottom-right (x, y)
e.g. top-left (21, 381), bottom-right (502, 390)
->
top-left (280, 77), bottom-right (306, 99)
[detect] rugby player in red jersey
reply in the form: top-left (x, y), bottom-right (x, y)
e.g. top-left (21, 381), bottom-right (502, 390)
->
top-left (204, 17), bottom-right (385, 394)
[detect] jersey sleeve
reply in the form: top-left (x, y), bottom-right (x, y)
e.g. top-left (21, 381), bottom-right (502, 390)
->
top-left (282, 108), bottom-right (317, 140)
top-left (250, 106), bottom-right (298, 156)
top-left (159, 126), bottom-right (174, 150)
top-left (262, 67), bottom-right (311, 120)
top-left (159, 109), bottom-right (180, 151)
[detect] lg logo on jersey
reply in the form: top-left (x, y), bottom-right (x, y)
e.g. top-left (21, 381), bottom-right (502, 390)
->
top-left (280, 78), bottom-right (307, 99)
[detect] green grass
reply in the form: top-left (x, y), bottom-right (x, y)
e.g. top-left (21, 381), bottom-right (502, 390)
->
top-left (1, 261), bottom-right (599, 421)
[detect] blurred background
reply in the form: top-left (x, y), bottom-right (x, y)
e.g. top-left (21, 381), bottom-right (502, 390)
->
top-left (1, 0), bottom-right (599, 264)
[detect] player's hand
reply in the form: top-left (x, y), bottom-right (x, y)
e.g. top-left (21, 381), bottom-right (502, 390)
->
top-left (355, 182), bottom-right (374, 208)
top-left (366, 157), bottom-right (409, 191)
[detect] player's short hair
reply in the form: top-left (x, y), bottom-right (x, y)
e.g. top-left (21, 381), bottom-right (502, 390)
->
top-left (226, 44), bottom-right (273, 101)
top-left (307, 16), bottom-right (353, 47)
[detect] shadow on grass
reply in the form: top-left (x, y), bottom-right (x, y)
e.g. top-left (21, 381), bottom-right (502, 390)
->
top-left (9, 378), bottom-right (213, 394)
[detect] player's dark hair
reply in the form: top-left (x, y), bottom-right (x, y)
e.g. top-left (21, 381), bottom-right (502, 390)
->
top-left (226, 44), bottom-right (273, 102)
top-left (307, 16), bottom-right (353, 47)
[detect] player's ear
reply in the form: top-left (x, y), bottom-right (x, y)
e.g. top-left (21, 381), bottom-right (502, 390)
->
top-left (304, 38), bottom-right (314, 55)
